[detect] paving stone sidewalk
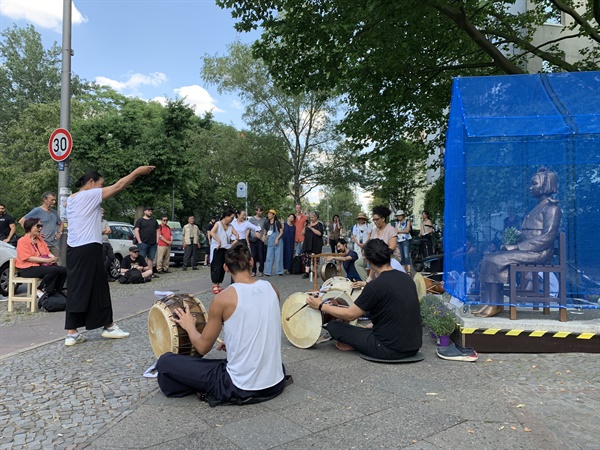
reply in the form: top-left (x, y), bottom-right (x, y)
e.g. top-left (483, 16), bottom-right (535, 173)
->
top-left (1, 269), bottom-right (598, 449)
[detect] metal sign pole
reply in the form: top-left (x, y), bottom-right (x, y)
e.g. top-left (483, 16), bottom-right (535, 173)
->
top-left (58, 0), bottom-right (72, 266)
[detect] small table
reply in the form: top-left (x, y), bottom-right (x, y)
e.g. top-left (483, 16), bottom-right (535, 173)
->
top-left (308, 253), bottom-right (342, 291)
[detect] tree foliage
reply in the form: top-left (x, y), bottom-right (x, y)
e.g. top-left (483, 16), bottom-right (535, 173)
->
top-left (360, 139), bottom-right (428, 214)
top-left (217, 0), bottom-right (600, 154)
top-left (201, 41), bottom-right (346, 204)
top-left (0, 24), bottom-right (328, 226)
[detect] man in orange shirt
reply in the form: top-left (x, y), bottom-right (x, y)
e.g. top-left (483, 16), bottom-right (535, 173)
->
top-left (294, 204), bottom-right (307, 256)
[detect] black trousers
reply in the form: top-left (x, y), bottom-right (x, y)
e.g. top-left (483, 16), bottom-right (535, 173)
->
top-left (326, 321), bottom-right (418, 360)
top-left (102, 242), bottom-right (115, 273)
top-left (183, 239), bottom-right (197, 268)
top-left (156, 353), bottom-right (286, 402)
top-left (329, 239), bottom-right (339, 253)
top-left (20, 265), bottom-right (67, 294)
top-left (249, 239), bottom-right (266, 274)
top-left (210, 248), bottom-right (227, 283)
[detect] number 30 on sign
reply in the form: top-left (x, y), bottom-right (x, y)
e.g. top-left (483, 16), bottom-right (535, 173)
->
top-left (48, 128), bottom-right (73, 162)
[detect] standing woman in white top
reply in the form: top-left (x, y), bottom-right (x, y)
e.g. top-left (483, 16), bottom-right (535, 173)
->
top-left (64, 166), bottom-right (155, 346)
top-left (209, 208), bottom-right (239, 294)
top-left (232, 209), bottom-right (260, 248)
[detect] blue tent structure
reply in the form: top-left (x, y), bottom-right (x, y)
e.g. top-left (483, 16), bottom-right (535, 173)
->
top-left (443, 71), bottom-right (600, 308)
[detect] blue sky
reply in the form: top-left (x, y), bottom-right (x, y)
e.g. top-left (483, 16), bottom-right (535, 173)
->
top-left (0, 0), bottom-right (259, 128)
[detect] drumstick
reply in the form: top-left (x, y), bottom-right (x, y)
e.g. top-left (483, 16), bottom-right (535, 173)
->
top-left (285, 303), bottom-right (308, 321)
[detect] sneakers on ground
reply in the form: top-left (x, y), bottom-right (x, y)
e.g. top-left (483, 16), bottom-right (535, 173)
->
top-left (65, 334), bottom-right (87, 346)
top-left (436, 343), bottom-right (478, 362)
top-left (301, 273), bottom-right (310, 279)
top-left (101, 325), bottom-right (130, 339)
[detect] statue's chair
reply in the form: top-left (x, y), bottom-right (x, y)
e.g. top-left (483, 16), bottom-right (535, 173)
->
top-left (507, 233), bottom-right (567, 322)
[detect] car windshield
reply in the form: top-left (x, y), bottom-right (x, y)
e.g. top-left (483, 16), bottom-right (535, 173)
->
top-left (172, 229), bottom-right (183, 240)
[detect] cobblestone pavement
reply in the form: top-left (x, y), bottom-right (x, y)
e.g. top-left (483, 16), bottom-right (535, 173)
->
top-left (0, 268), bottom-right (598, 449)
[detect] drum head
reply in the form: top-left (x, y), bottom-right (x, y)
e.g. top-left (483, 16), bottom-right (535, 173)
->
top-left (322, 290), bottom-right (358, 326)
top-left (282, 292), bottom-right (323, 349)
top-left (320, 262), bottom-right (338, 283)
top-left (321, 276), bottom-right (352, 295)
top-left (148, 302), bottom-right (178, 358)
top-left (148, 294), bottom-right (208, 358)
top-left (413, 273), bottom-right (427, 300)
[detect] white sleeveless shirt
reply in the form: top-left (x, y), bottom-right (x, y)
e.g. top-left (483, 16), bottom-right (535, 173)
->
top-left (223, 280), bottom-right (284, 390)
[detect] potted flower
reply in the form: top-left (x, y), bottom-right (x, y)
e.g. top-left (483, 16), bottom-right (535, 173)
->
top-left (420, 294), bottom-right (457, 347)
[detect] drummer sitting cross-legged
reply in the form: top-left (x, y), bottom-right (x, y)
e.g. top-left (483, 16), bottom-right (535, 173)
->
top-left (306, 239), bottom-right (422, 359)
top-left (156, 243), bottom-right (287, 404)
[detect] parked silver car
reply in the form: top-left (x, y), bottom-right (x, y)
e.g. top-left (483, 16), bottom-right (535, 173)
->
top-left (107, 221), bottom-right (135, 278)
top-left (0, 240), bottom-right (17, 296)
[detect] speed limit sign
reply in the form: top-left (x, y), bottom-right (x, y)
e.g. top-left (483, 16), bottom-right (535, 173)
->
top-left (48, 128), bottom-right (73, 162)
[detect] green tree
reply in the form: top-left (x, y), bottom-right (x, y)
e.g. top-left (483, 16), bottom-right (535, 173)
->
top-left (0, 24), bottom-right (85, 143)
top-left (360, 140), bottom-right (428, 214)
top-left (201, 41), bottom-right (345, 204)
top-left (315, 185), bottom-right (362, 231)
top-left (217, 0), bottom-right (600, 154)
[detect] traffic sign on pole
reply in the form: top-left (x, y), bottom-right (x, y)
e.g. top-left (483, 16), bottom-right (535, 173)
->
top-left (48, 128), bottom-right (73, 162)
top-left (236, 182), bottom-right (248, 198)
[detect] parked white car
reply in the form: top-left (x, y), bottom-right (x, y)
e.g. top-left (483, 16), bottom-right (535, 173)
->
top-left (107, 221), bottom-right (135, 278)
top-left (0, 240), bottom-right (17, 296)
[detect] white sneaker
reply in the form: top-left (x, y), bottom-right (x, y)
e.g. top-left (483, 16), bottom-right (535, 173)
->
top-left (101, 325), bottom-right (130, 339)
top-left (65, 334), bottom-right (87, 346)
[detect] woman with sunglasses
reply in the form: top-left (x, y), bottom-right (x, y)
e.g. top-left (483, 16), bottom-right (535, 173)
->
top-left (15, 218), bottom-right (67, 298)
top-left (64, 165), bottom-right (155, 346)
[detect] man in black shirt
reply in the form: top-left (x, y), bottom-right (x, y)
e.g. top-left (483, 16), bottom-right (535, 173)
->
top-left (134, 206), bottom-right (160, 278)
top-left (325, 238), bottom-right (362, 281)
top-left (0, 204), bottom-right (17, 245)
top-left (307, 239), bottom-right (422, 360)
top-left (120, 246), bottom-right (153, 280)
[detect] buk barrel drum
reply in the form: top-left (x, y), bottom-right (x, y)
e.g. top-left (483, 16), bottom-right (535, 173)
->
top-left (148, 293), bottom-right (208, 357)
top-left (321, 276), bottom-right (352, 295)
top-left (413, 273), bottom-right (445, 300)
top-left (320, 262), bottom-right (338, 283)
top-left (281, 290), bottom-right (358, 349)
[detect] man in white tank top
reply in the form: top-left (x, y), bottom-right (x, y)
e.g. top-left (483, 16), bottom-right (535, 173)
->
top-left (156, 243), bottom-right (286, 405)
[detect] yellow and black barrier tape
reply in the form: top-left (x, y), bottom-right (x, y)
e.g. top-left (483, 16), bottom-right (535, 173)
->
top-left (459, 326), bottom-right (596, 339)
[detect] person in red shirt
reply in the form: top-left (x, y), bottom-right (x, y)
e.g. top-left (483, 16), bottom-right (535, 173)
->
top-left (16, 218), bottom-right (66, 296)
top-left (157, 216), bottom-right (173, 273)
top-left (293, 204), bottom-right (307, 256)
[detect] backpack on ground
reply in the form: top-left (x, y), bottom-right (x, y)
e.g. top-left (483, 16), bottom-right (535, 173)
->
top-left (38, 291), bottom-right (67, 312)
top-left (290, 255), bottom-right (303, 275)
top-left (118, 268), bottom-right (145, 284)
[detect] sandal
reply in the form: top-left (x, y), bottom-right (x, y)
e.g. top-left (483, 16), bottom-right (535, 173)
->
top-left (212, 286), bottom-right (221, 295)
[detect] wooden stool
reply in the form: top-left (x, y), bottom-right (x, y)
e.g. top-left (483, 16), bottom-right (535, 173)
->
top-left (7, 258), bottom-right (39, 312)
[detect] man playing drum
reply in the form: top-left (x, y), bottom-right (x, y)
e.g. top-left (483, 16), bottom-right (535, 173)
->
top-left (325, 238), bottom-right (362, 281)
top-left (306, 239), bottom-right (422, 360)
top-left (156, 243), bottom-right (287, 404)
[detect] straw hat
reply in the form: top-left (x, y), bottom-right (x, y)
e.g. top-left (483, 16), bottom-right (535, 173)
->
top-left (356, 212), bottom-right (369, 221)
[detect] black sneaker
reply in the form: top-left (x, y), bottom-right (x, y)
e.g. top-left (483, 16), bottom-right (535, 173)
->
top-left (436, 343), bottom-right (478, 362)
top-left (301, 273), bottom-right (310, 279)
top-left (151, 274), bottom-right (159, 279)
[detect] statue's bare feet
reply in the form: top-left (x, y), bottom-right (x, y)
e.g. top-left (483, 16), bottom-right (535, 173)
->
top-left (475, 305), bottom-right (503, 318)
top-left (335, 342), bottom-right (355, 352)
top-left (472, 305), bottom-right (489, 315)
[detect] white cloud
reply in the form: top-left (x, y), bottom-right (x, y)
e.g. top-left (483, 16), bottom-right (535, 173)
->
top-left (231, 100), bottom-right (244, 110)
top-left (153, 85), bottom-right (224, 117)
top-left (95, 72), bottom-right (168, 95)
top-left (0, 0), bottom-right (87, 32)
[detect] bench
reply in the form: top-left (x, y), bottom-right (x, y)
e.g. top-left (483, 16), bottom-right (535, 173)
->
top-left (7, 258), bottom-right (40, 313)
top-left (507, 232), bottom-right (567, 322)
